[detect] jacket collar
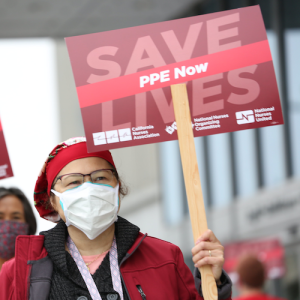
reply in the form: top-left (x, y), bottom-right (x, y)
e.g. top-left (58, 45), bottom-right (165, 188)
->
top-left (114, 216), bottom-right (140, 264)
top-left (40, 216), bottom-right (141, 288)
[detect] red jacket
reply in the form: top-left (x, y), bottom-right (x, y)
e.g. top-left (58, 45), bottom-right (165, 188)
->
top-left (0, 233), bottom-right (231, 300)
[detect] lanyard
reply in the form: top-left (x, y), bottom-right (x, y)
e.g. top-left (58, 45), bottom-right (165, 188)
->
top-left (67, 236), bottom-right (124, 300)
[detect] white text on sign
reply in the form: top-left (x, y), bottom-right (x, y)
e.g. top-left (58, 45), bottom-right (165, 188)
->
top-left (139, 63), bottom-right (209, 88)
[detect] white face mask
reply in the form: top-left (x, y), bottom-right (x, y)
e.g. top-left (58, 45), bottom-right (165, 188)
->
top-left (51, 182), bottom-right (119, 240)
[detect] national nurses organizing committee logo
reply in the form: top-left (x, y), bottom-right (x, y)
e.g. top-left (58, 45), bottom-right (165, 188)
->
top-left (93, 128), bottom-right (132, 145)
top-left (235, 110), bottom-right (255, 125)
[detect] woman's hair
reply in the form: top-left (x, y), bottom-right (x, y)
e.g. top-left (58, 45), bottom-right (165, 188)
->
top-left (109, 163), bottom-right (128, 197)
top-left (0, 187), bottom-right (37, 235)
top-left (236, 254), bottom-right (265, 289)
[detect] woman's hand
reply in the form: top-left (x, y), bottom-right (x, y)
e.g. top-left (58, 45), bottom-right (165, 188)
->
top-left (191, 229), bottom-right (224, 284)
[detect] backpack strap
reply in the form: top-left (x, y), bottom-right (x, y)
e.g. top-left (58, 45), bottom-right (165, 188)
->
top-left (27, 256), bottom-right (53, 300)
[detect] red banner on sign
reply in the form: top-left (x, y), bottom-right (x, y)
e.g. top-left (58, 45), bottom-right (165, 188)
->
top-left (0, 118), bottom-right (13, 180)
top-left (65, 5), bottom-right (283, 153)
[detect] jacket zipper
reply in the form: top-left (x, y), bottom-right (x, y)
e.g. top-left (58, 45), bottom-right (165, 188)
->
top-left (136, 285), bottom-right (147, 300)
top-left (119, 234), bottom-right (148, 300)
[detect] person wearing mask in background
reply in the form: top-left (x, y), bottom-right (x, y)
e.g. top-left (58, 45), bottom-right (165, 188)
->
top-left (234, 254), bottom-right (286, 300)
top-left (0, 187), bottom-right (37, 270)
top-left (0, 137), bottom-right (232, 300)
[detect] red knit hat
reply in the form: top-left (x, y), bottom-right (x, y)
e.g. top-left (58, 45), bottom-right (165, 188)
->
top-left (34, 137), bottom-right (116, 222)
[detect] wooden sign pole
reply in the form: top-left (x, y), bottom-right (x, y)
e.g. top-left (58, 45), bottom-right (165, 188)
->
top-left (171, 83), bottom-right (218, 300)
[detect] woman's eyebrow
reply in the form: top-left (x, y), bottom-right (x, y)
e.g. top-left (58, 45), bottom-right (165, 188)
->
top-left (11, 212), bottom-right (22, 215)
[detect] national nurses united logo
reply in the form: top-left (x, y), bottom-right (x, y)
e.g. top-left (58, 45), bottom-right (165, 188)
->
top-left (235, 110), bottom-right (255, 125)
top-left (93, 128), bottom-right (132, 145)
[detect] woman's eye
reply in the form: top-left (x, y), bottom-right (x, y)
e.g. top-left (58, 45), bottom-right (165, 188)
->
top-left (95, 177), bottom-right (106, 181)
top-left (68, 180), bottom-right (81, 185)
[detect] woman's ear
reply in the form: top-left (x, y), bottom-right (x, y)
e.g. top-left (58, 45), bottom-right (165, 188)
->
top-left (49, 193), bottom-right (57, 211)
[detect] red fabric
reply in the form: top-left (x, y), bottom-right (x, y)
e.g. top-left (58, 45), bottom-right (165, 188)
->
top-left (0, 235), bottom-right (47, 300)
top-left (234, 294), bottom-right (287, 300)
top-left (0, 258), bottom-right (15, 300)
top-left (122, 233), bottom-right (206, 300)
top-left (0, 233), bottom-right (231, 300)
top-left (46, 142), bottom-right (115, 195)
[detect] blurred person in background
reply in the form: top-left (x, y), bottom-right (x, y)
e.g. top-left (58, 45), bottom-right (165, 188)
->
top-left (0, 187), bottom-right (37, 270)
top-left (0, 137), bottom-right (232, 299)
top-left (234, 254), bottom-right (286, 300)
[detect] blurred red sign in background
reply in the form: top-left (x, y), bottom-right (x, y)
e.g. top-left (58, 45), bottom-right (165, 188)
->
top-left (224, 238), bottom-right (285, 283)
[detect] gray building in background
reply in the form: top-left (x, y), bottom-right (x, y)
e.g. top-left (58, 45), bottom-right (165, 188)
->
top-left (1, 0), bottom-right (300, 298)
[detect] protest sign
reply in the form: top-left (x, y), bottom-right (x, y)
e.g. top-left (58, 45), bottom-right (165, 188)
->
top-left (0, 118), bottom-right (13, 180)
top-left (66, 5), bottom-right (283, 153)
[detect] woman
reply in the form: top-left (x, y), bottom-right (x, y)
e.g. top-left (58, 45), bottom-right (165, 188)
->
top-left (0, 187), bottom-right (37, 270)
top-left (0, 137), bottom-right (231, 300)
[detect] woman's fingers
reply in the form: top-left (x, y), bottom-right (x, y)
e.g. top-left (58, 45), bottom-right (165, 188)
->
top-left (191, 229), bottom-right (225, 281)
top-left (192, 248), bottom-right (224, 263)
top-left (194, 256), bottom-right (225, 268)
top-left (191, 240), bottom-right (224, 256)
top-left (196, 229), bottom-right (219, 244)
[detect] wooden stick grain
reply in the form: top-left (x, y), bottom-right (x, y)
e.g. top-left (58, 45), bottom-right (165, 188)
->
top-left (171, 83), bottom-right (218, 300)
